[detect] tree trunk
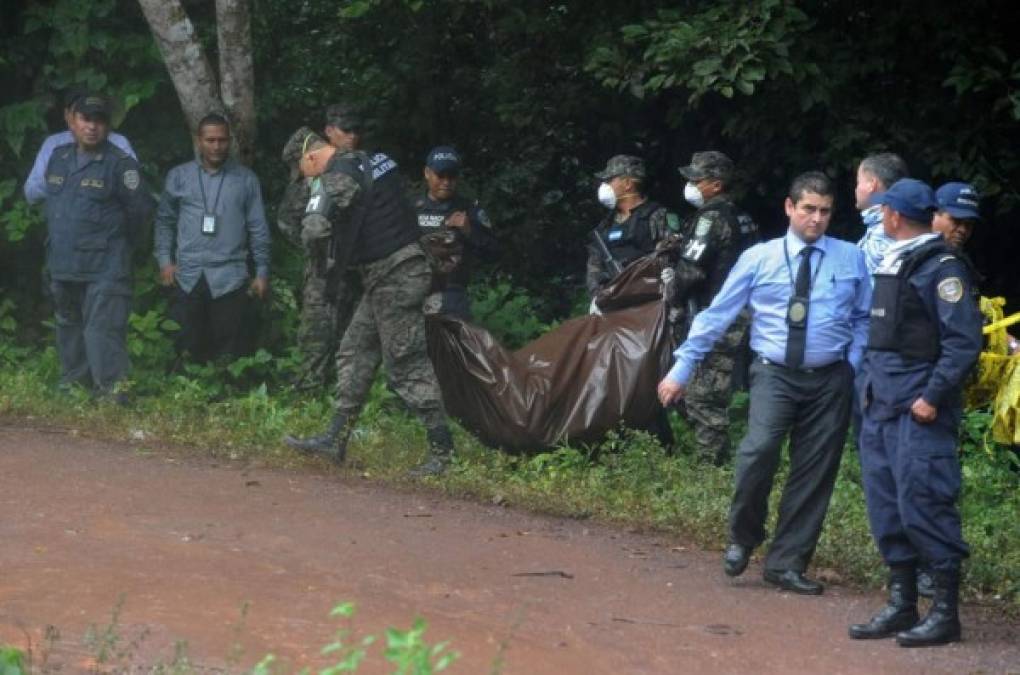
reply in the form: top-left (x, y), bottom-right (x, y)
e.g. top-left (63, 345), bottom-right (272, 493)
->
top-left (136, 0), bottom-right (222, 135)
top-left (215, 0), bottom-right (257, 164)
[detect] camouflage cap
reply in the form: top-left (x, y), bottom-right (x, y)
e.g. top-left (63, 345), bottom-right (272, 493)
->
top-left (595, 155), bottom-right (646, 181)
top-left (281, 126), bottom-right (323, 165)
top-left (324, 103), bottom-right (364, 132)
top-left (678, 151), bottom-right (734, 182)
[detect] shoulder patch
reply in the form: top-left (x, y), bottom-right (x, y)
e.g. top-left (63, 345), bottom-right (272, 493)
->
top-left (694, 215), bottom-right (713, 237)
top-left (123, 169), bottom-right (140, 191)
top-left (476, 208), bottom-right (492, 228)
top-left (937, 277), bottom-right (963, 303)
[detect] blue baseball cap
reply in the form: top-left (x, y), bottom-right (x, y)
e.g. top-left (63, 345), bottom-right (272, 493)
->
top-left (426, 146), bottom-right (461, 174)
top-left (936, 182), bottom-right (981, 221)
top-left (871, 178), bottom-right (938, 224)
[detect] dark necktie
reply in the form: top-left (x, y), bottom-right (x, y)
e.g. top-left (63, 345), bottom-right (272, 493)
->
top-left (785, 246), bottom-right (816, 368)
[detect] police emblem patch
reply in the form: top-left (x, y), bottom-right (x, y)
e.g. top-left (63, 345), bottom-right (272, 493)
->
top-left (937, 277), bottom-right (963, 303)
top-left (694, 216), bottom-right (712, 237)
top-left (123, 169), bottom-right (140, 191)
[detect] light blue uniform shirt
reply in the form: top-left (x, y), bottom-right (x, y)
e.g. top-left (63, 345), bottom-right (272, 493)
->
top-left (24, 130), bottom-right (136, 204)
top-left (667, 229), bottom-right (871, 386)
top-left (154, 159), bottom-right (270, 298)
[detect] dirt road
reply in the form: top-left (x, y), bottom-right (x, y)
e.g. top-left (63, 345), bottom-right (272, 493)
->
top-left (1, 423), bottom-right (1017, 673)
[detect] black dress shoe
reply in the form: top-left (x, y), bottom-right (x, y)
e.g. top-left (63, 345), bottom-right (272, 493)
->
top-left (723, 544), bottom-right (752, 577)
top-left (763, 569), bottom-right (824, 595)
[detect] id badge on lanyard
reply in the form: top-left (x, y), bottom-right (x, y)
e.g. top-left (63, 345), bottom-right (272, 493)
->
top-left (198, 162), bottom-right (225, 237)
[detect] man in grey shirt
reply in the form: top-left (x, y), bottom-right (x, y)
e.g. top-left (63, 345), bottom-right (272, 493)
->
top-left (154, 113), bottom-right (271, 362)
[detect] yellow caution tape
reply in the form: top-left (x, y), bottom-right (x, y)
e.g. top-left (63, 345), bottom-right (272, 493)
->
top-left (982, 311), bottom-right (1020, 335)
top-left (966, 297), bottom-right (1020, 445)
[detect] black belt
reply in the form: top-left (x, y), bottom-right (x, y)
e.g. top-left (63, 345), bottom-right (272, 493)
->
top-left (755, 353), bottom-right (843, 373)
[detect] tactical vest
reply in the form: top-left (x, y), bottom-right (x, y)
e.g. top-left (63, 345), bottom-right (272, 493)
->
top-left (415, 194), bottom-right (473, 235)
top-left (867, 240), bottom-right (955, 362)
top-left (43, 142), bottom-right (133, 282)
top-left (686, 197), bottom-right (760, 307)
top-left (331, 151), bottom-right (419, 264)
top-left (597, 200), bottom-right (665, 267)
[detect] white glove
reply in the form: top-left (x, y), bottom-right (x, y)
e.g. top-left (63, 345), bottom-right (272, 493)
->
top-left (589, 297), bottom-right (602, 316)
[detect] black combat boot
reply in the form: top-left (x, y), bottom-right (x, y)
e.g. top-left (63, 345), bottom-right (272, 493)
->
top-left (849, 565), bottom-right (920, 639)
top-left (408, 425), bottom-right (455, 478)
top-left (916, 565), bottom-right (935, 598)
top-left (896, 569), bottom-right (962, 647)
top-left (284, 412), bottom-right (351, 464)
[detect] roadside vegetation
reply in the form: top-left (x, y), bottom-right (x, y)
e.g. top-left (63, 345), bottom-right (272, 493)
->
top-left (1, 284), bottom-right (1017, 613)
top-left (0, 600), bottom-right (458, 674)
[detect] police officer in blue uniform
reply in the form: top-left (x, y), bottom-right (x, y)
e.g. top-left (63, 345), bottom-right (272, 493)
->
top-left (849, 178), bottom-right (982, 647)
top-left (39, 94), bottom-right (155, 397)
top-left (414, 146), bottom-right (497, 320)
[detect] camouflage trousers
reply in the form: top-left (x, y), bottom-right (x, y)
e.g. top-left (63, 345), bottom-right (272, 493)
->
top-left (334, 243), bottom-right (447, 429)
top-left (295, 262), bottom-right (336, 388)
top-left (295, 262), bottom-right (357, 389)
top-left (685, 310), bottom-right (750, 464)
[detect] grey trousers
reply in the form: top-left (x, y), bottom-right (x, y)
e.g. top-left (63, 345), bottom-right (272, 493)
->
top-left (51, 279), bottom-right (131, 392)
top-left (729, 357), bottom-right (852, 572)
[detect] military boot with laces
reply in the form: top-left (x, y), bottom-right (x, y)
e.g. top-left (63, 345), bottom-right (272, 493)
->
top-left (896, 569), bottom-right (962, 647)
top-left (849, 565), bottom-right (920, 639)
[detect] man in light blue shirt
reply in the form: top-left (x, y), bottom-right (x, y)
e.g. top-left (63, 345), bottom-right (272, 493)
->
top-left (154, 113), bottom-right (270, 362)
top-left (24, 88), bottom-right (136, 204)
top-left (854, 153), bottom-right (908, 275)
top-left (658, 171), bottom-right (871, 595)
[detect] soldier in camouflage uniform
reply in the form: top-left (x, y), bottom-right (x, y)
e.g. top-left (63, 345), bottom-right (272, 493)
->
top-left (587, 155), bottom-right (679, 312)
top-left (670, 151), bottom-right (760, 464)
top-left (283, 106), bottom-right (454, 477)
top-left (279, 127), bottom-right (342, 390)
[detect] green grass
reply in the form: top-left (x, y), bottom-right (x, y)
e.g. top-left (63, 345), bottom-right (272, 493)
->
top-left (1, 350), bottom-right (1017, 609)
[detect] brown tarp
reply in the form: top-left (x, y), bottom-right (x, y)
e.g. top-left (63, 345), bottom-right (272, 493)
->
top-left (425, 253), bottom-right (673, 452)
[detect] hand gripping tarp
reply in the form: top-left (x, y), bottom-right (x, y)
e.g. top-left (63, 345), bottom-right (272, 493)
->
top-left (425, 253), bottom-right (672, 452)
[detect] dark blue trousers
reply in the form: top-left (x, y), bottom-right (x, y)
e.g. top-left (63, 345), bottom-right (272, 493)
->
top-left (858, 407), bottom-right (969, 570)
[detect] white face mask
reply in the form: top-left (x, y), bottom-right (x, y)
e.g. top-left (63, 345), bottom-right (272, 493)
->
top-left (597, 182), bottom-right (617, 209)
top-left (684, 181), bottom-right (704, 208)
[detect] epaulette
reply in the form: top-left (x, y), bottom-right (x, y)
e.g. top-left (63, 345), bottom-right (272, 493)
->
top-left (109, 144), bottom-right (130, 160)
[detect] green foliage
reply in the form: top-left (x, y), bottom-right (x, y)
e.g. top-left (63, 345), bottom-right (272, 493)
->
top-left (470, 279), bottom-right (552, 349)
top-left (0, 646), bottom-right (25, 675)
top-left (0, 297), bottom-right (30, 365)
top-left (589, 0), bottom-right (810, 103)
top-left (0, 100), bottom-right (48, 158)
top-left (382, 618), bottom-right (458, 674)
top-left (251, 602), bottom-right (455, 674)
top-left (127, 310), bottom-right (178, 371)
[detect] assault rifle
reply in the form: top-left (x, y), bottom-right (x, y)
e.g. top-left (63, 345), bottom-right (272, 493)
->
top-left (590, 230), bottom-right (624, 278)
